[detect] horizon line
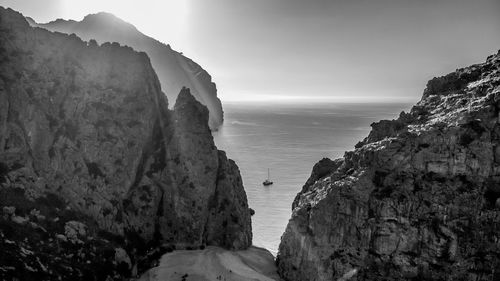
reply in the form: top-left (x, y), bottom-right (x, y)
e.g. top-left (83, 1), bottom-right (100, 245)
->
top-left (220, 95), bottom-right (419, 104)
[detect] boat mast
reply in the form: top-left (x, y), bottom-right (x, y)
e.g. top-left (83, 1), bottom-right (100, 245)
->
top-left (268, 168), bottom-right (270, 180)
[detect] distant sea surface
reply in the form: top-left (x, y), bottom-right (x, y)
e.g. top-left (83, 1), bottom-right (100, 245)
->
top-left (213, 101), bottom-right (413, 255)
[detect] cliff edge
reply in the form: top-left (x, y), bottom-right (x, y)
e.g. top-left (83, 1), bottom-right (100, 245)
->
top-left (277, 51), bottom-right (500, 280)
top-left (33, 12), bottom-right (224, 129)
top-left (0, 7), bottom-right (250, 280)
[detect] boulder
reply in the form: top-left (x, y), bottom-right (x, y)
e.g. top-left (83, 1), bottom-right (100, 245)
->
top-left (3, 206), bottom-right (15, 216)
top-left (114, 248), bottom-right (132, 270)
top-left (64, 221), bottom-right (87, 243)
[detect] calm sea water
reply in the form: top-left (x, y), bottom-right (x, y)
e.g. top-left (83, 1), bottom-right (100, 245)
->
top-left (212, 101), bottom-right (413, 255)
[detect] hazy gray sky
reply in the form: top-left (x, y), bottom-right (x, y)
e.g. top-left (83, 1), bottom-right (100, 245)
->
top-left (1, 0), bottom-right (499, 102)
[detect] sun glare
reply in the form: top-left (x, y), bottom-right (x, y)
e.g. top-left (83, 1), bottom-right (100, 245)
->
top-left (61, 0), bottom-right (188, 46)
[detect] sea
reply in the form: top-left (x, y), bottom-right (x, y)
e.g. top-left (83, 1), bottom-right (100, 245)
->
top-left (212, 101), bottom-right (413, 255)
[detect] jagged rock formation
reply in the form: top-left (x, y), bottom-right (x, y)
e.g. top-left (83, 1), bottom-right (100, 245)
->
top-left (0, 7), bottom-right (250, 280)
top-left (31, 12), bottom-right (224, 129)
top-left (277, 52), bottom-right (500, 280)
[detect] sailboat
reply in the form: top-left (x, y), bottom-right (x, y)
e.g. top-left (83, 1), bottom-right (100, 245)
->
top-left (263, 168), bottom-right (273, 186)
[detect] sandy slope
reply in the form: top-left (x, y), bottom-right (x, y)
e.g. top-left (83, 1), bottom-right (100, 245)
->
top-left (139, 246), bottom-right (281, 281)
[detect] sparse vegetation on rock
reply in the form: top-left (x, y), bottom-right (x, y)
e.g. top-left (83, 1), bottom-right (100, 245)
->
top-left (277, 51), bottom-right (500, 281)
top-left (0, 7), bottom-right (251, 280)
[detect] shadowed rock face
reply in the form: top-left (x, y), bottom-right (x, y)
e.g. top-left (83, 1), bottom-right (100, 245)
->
top-left (32, 12), bottom-right (224, 130)
top-left (277, 51), bottom-right (500, 281)
top-left (0, 7), bottom-right (250, 280)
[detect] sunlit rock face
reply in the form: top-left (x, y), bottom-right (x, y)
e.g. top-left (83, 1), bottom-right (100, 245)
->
top-left (32, 12), bottom-right (224, 130)
top-left (277, 52), bottom-right (500, 281)
top-left (0, 7), bottom-right (250, 280)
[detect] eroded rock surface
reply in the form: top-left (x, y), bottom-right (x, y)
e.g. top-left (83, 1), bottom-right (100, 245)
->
top-left (0, 7), bottom-right (250, 280)
top-left (277, 52), bottom-right (500, 280)
top-left (32, 12), bottom-right (224, 129)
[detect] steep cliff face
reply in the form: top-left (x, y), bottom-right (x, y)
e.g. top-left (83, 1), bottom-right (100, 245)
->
top-left (277, 52), bottom-right (500, 281)
top-left (32, 12), bottom-right (224, 129)
top-left (0, 7), bottom-right (250, 280)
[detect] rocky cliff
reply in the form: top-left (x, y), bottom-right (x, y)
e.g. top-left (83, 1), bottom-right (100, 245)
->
top-left (277, 52), bottom-right (500, 280)
top-left (0, 7), bottom-right (250, 280)
top-left (32, 12), bottom-right (224, 129)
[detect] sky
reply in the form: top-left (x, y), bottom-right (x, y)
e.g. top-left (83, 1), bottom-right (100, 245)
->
top-left (1, 0), bottom-right (499, 103)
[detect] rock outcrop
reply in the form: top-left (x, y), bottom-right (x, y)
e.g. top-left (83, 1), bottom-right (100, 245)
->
top-left (0, 7), bottom-right (250, 280)
top-left (277, 51), bottom-right (500, 280)
top-left (32, 12), bottom-right (224, 129)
